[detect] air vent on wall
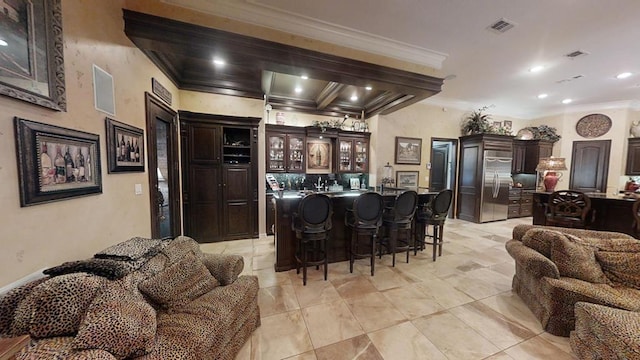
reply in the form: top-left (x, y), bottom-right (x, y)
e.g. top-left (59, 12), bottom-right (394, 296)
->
top-left (487, 18), bottom-right (516, 34)
top-left (565, 50), bottom-right (589, 58)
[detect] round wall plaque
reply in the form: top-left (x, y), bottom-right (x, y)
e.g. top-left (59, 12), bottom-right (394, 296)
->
top-left (576, 114), bottom-right (612, 138)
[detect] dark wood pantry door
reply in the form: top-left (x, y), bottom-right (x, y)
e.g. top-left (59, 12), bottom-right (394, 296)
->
top-left (569, 140), bottom-right (611, 193)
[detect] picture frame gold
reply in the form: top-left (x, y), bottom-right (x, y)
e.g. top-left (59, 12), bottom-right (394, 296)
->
top-left (0, 0), bottom-right (66, 111)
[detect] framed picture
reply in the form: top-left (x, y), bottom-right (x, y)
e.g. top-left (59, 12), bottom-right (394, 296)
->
top-left (0, 0), bottom-right (66, 111)
top-left (493, 121), bottom-right (502, 128)
top-left (105, 118), bottom-right (145, 173)
top-left (14, 117), bottom-right (101, 207)
top-left (396, 171), bottom-right (419, 190)
top-left (395, 136), bottom-right (422, 164)
top-left (306, 137), bottom-right (332, 174)
top-left (503, 120), bottom-right (513, 131)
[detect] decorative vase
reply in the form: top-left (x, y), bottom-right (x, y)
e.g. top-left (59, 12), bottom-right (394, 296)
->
top-left (631, 121), bottom-right (640, 137)
top-left (543, 171), bottom-right (561, 192)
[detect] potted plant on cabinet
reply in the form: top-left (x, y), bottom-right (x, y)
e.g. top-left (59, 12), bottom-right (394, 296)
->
top-left (461, 106), bottom-right (492, 135)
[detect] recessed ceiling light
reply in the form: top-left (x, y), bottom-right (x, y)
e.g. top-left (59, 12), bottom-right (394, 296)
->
top-left (365, 86), bottom-right (372, 91)
top-left (616, 72), bottom-right (632, 79)
top-left (294, 86), bottom-right (302, 94)
top-left (0, 39), bottom-right (7, 47)
top-left (537, 93), bottom-right (548, 99)
top-left (301, 75), bottom-right (308, 80)
top-left (529, 65), bottom-right (545, 73)
top-left (350, 94), bottom-right (358, 101)
top-left (562, 98), bottom-right (572, 104)
top-left (213, 58), bottom-right (225, 66)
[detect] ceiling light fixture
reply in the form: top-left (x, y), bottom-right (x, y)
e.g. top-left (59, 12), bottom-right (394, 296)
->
top-left (350, 94), bottom-right (358, 101)
top-left (529, 65), bottom-right (544, 73)
top-left (562, 98), bottom-right (572, 104)
top-left (294, 86), bottom-right (302, 94)
top-left (616, 72), bottom-right (632, 79)
top-left (537, 93), bottom-right (548, 99)
top-left (0, 39), bottom-right (7, 46)
top-left (212, 58), bottom-right (225, 66)
top-left (365, 86), bottom-right (372, 91)
top-left (301, 75), bottom-right (308, 80)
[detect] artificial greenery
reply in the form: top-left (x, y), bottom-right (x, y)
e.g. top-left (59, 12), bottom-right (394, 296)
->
top-left (461, 106), bottom-right (492, 135)
top-left (524, 125), bottom-right (561, 142)
top-left (312, 119), bottom-right (343, 132)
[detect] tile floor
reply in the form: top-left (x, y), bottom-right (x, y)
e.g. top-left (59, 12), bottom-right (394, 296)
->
top-left (200, 217), bottom-right (577, 360)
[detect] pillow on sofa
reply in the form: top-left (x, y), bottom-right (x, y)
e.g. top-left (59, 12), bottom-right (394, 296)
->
top-left (521, 228), bottom-right (565, 258)
top-left (550, 235), bottom-right (609, 284)
top-left (0, 277), bottom-right (48, 335)
top-left (12, 273), bottom-right (105, 338)
top-left (201, 253), bottom-right (244, 285)
top-left (138, 253), bottom-right (219, 308)
top-left (72, 284), bottom-right (156, 359)
top-left (595, 250), bottom-right (640, 290)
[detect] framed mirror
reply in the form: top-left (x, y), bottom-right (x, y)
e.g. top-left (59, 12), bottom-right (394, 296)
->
top-left (0, 0), bottom-right (66, 111)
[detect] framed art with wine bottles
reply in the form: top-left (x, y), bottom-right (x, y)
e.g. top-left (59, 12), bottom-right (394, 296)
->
top-left (105, 117), bottom-right (145, 173)
top-left (14, 117), bottom-right (102, 207)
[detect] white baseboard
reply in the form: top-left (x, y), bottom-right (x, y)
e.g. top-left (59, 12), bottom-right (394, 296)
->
top-left (0, 268), bottom-right (47, 296)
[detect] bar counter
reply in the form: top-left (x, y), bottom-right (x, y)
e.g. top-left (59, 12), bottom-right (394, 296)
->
top-left (532, 191), bottom-right (639, 237)
top-left (272, 189), bottom-right (437, 272)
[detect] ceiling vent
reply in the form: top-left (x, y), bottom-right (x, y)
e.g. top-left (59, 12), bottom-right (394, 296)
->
top-left (487, 18), bottom-right (516, 34)
top-left (565, 50), bottom-right (589, 59)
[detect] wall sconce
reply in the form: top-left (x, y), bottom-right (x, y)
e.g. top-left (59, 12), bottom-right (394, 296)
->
top-left (535, 157), bottom-right (567, 192)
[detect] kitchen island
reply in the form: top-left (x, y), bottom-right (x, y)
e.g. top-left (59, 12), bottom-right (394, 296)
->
top-left (272, 189), bottom-right (437, 272)
top-left (532, 191), bottom-right (638, 238)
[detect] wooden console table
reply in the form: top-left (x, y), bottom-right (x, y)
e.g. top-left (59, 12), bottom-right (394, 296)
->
top-left (0, 335), bottom-right (30, 360)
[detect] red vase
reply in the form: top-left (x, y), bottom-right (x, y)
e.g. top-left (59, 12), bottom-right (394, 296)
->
top-left (543, 171), bottom-right (560, 192)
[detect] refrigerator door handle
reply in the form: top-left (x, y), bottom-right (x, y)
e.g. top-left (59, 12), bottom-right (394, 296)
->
top-left (493, 171), bottom-right (499, 198)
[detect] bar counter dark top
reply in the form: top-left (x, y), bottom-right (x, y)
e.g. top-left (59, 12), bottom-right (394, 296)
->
top-left (271, 188), bottom-right (437, 271)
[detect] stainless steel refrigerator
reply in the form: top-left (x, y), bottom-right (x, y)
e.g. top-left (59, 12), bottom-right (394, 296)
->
top-left (480, 150), bottom-right (512, 222)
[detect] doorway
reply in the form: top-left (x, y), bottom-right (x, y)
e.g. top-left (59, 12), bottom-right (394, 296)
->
top-left (569, 140), bottom-right (611, 193)
top-left (145, 92), bottom-right (180, 238)
top-left (429, 138), bottom-right (458, 215)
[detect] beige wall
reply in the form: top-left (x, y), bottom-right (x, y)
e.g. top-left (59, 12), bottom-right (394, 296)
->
top-left (0, 0), bottom-right (179, 285)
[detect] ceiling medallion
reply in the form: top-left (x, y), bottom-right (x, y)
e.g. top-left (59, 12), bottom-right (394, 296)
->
top-left (576, 113), bottom-right (612, 138)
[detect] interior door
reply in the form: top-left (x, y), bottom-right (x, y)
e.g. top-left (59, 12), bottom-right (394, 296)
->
top-left (145, 92), bottom-right (180, 238)
top-left (430, 138), bottom-right (458, 216)
top-left (569, 140), bottom-right (611, 193)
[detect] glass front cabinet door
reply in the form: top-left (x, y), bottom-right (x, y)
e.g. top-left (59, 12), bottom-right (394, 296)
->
top-left (287, 135), bottom-right (305, 172)
top-left (338, 139), bottom-right (353, 172)
top-left (354, 138), bottom-right (368, 172)
top-left (267, 133), bottom-right (286, 172)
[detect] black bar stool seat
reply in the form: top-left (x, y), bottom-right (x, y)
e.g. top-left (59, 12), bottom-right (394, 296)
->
top-left (415, 189), bottom-right (453, 261)
top-left (379, 190), bottom-right (418, 267)
top-left (345, 192), bottom-right (384, 276)
top-left (292, 193), bottom-right (333, 285)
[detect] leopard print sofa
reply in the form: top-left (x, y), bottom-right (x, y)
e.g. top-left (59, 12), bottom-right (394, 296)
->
top-left (506, 225), bottom-right (640, 338)
top-left (0, 236), bottom-right (260, 359)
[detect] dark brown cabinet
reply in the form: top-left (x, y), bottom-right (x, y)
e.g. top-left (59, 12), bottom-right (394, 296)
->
top-left (512, 139), bottom-right (553, 174)
top-left (266, 125), bottom-right (306, 173)
top-left (337, 135), bottom-right (370, 173)
top-left (625, 138), bottom-right (640, 175)
top-left (457, 134), bottom-right (513, 223)
top-left (181, 111), bottom-right (259, 242)
top-left (508, 188), bottom-right (534, 218)
top-left (266, 193), bottom-right (275, 235)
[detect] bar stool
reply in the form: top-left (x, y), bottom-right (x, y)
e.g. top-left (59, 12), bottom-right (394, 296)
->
top-left (378, 190), bottom-right (418, 266)
top-left (345, 192), bottom-right (385, 276)
top-left (291, 193), bottom-right (333, 285)
top-left (415, 189), bottom-right (453, 261)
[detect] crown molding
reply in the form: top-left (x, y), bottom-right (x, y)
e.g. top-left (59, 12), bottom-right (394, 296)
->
top-left (161, 0), bottom-right (447, 69)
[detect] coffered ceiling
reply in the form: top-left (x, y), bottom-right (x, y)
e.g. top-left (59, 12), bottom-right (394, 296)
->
top-left (161, 0), bottom-right (640, 119)
top-left (123, 10), bottom-right (443, 119)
